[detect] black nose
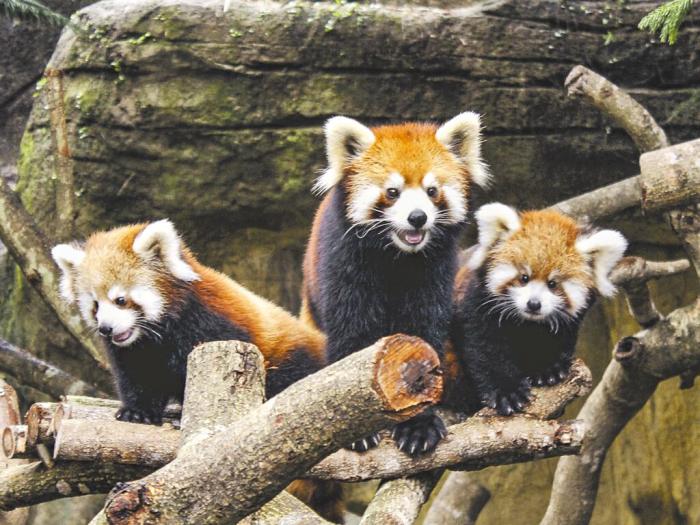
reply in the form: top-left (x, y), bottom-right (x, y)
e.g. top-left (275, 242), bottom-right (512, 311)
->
top-left (526, 299), bottom-right (541, 312)
top-left (407, 209), bottom-right (427, 229)
top-left (98, 325), bottom-right (113, 337)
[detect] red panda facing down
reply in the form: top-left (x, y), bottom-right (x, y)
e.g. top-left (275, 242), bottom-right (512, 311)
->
top-left (452, 204), bottom-right (627, 415)
top-left (52, 220), bottom-right (327, 423)
top-left (302, 113), bottom-right (489, 455)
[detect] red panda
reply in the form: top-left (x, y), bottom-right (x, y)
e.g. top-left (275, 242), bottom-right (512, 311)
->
top-left (301, 113), bottom-right (489, 455)
top-left (452, 204), bottom-right (627, 415)
top-left (52, 219), bottom-right (327, 421)
top-left (52, 220), bottom-right (344, 522)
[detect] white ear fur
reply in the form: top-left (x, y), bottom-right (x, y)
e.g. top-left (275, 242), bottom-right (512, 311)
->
top-left (468, 203), bottom-right (521, 270)
top-left (435, 111), bottom-right (490, 188)
top-left (51, 243), bottom-right (86, 303)
top-left (313, 116), bottom-right (375, 194)
top-left (132, 220), bottom-right (200, 282)
top-left (575, 229), bottom-right (628, 297)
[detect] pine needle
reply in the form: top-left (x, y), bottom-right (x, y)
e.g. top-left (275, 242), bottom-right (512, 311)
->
top-left (0, 0), bottom-right (71, 28)
top-left (638, 0), bottom-right (694, 45)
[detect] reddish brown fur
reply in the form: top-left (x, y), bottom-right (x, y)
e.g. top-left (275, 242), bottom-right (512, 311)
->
top-left (81, 224), bottom-right (326, 370)
top-left (488, 210), bottom-right (595, 294)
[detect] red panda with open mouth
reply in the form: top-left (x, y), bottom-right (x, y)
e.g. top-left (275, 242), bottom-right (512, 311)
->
top-left (52, 220), bottom-right (327, 422)
top-left (301, 113), bottom-right (489, 455)
top-left (452, 204), bottom-right (627, 416)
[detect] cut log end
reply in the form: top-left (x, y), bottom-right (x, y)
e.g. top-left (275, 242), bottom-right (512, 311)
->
top-left (374, 335), bottom-right (443, 415)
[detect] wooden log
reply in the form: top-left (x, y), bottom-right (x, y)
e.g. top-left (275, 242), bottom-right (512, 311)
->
top-left (0, 461), bottom-right (151, 511)
top-left (25, 403), bottom-right (56, 448)
top-left (238, 492), bottom-right (332, 525)
top-left (422, 473), bottom-right (490, 525)
top-left (359, 471), bottom-right (442, 525)
top-left (99, 335), bottom-right (442, 524)
top-left (1, 427), bottom-right (27, 460)
top-left (54, 420), bottom-right (180, 467)
top-left (0, 339), bottom-right (105, 399)
top-left (640, 138), bottom-right (700, 213)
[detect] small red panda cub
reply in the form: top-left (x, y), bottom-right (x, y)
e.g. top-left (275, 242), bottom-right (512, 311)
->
top-left (52, 220), bottom-right (327, 423)
top-left (452, 204), bottom-right (627, 415)
top-left (302, 113), bottom-right (489, 455)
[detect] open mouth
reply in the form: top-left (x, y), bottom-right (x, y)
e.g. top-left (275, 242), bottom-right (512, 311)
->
top-left (112, 329), bottom-right (134, 345)
top-left (522, 312), bottom-right (546, 322)
top-left (398, 230), bottom-right (426, 246)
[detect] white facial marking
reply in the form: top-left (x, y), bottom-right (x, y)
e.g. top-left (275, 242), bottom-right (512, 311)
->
top-left (385, 187), bottom-right (438, 253)
top-left (96, 300), bottom-right (140, 347)
top-left (441, 184), bottom-right (467, 223)
top-left (130, 286), bottom-right (165, 322)
top-left (78, 293), bottom-right (97, 327)
top-left (486, 263), bottom-right (518, 295)
top-left (509, 280), bottom-right (563, 321)
top-left (348, 184), bottom-right (383, 223)
top-left (562, 279), bottom-right (589, 317)
top-left (422, 172), bottom-right (438, 189)
top-left (386, 172), bottom-right (405, 190)
top-left (107, 286), bottom-right (127, 302)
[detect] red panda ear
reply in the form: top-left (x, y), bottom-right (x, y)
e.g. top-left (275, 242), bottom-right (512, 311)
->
top-left (132, 220), bottom-right (200, 282)
top-left (468, 203), bottom-right (521, 269)
top-left (51, 243), bottom-right (86, 303)
top-left (575, 229), bottom-right (628, 297)
top-left (313, 116), bottom-right (375, 195)
top-left (436, 111), bottom-right (490, 189)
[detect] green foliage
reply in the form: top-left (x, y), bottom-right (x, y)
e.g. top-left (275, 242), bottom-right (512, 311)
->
top-left (638, 0), bottom-right (694, 45)
top-left (0, 0), bottom-right (70, 27)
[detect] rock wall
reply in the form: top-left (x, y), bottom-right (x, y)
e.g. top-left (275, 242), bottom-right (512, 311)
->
top-left (2, 1), bottom-right (699, 523)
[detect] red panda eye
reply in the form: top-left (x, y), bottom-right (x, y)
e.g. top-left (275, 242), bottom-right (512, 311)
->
top-left (426, 186), bottom-right (438, 198)
top-left (92, 301), bottom-right (98, 316)
top-left (115, 297), bottom-right (126, 307)
top-left (547, 280), bottom-right (557, 290)
top-left (520, 274), bottom-right (529, 284)
top-left (386, 188), bottom-right (400, 200)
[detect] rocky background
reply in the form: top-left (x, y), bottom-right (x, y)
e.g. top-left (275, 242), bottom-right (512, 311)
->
top-left (1, 1), bottom-right (699, 524)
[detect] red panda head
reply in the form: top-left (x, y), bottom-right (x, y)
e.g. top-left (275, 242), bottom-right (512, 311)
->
top-left (314, 113), bottom-right (489, 253)
top-left (469, 204), bottom-right (627, 327)
top-left (52, 220), bottom-right (199, 347)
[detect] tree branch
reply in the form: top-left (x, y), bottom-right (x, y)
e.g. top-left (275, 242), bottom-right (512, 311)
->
top-left (96, 335), bottom-right (442, 524)
top-left (0, 339), bottom-right (105, 399)
top-left (422, 473), bottom-right (490, 525)
top-left (359, 471), bottom-right (442, 525)
top-left (0, 179), bottom-right (107, 369)
top-left (565, 65), bottom-right (669, 152)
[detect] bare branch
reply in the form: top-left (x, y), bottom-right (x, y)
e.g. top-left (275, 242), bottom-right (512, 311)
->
top-left (0, 461), bottom-right (150, 511)
top-left (565, 65), bottom-right (669, 152)
top-left (0, 179), bottom-right (107, 369)
top-left (550, 176), bottom-right (642, 223)
top-left (423, 473), bottom-right (490, 525)
top-left (359, 471), bottom-right (442, 525)
top-left (0, 339), bottom-right (105, 399)
top-left (640, 139), bottom-right (700, 213)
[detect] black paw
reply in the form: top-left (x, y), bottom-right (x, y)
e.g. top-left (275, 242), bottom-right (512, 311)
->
top-left (484, 380), bottom-right (532, 416)
top-left (346, 432), bottom-right (381, 452)
top-left (392, 413), bottom-right (447, 456)
top-left (115, 406), bottom-right (162, 425)
top-left (530, 361), bottom-right (571, 387)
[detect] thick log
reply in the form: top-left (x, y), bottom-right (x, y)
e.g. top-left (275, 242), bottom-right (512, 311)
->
top-left (550, 176), bottom-right (642, 223)
top-left (422, 473), bottom-right (490, 525)
top-left (0, 461), bottom-right (150, 511)
top-left (54, 420), bottom-right (180, 467)
top-left (0, 178), bottom-right (107, 370)
top-left (309, 417), bottom-right (584, 482)
top-left (98, 335), bottom-right (441, 524)
top-left (0, 339), bottom-right (104, 399)
top-left (1, 427), bottom-right (27, 460)
top-left (640, 138), bottom-right (700, 213)
top-left (238, 492), bottom-right (332, 525)
top-left (25, 403), bottom-right (56, 449)
top-left (359, 471), bottom-right (442, 525)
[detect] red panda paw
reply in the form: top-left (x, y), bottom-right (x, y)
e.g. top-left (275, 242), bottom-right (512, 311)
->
top-left (530, 360), bottom-right (571, 387)
top-left (493, 381), bottom-right (532, 416)
top-left (115, 406), bottom-right (163, 426)
top-left (391, 412), bottom-right (447, 456)
top-left (346, 432), bottom-right (381, 453)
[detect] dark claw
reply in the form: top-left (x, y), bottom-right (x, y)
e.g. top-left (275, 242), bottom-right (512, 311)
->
top-left (115, 407), bottom-right (162, 426)
top-left (346, 432), bottom-right (381, 453)
top-left (392, 413), bottom-right (446, 456)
